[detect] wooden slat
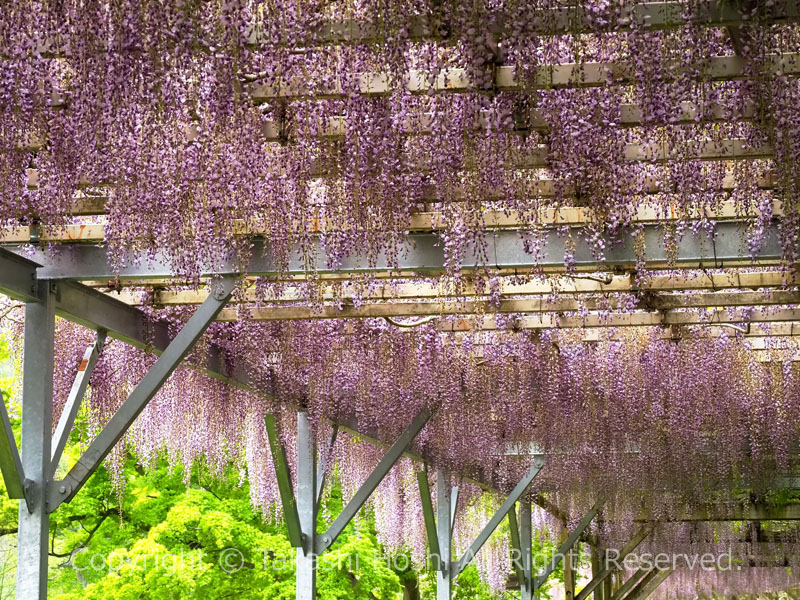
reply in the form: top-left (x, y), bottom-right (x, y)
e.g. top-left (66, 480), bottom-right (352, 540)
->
top-left (2, 197), bottom-right (784, 244)
top-left (437, 308), bottom-right (800, 331)
top-left (248, 54), bottom-right (800, 99)
top-left (274, 1), bottom-right (800, 45)
top-left (102, 270), bottom-right (794, 307)
top-left (211, 290), bottom-right (800, 321)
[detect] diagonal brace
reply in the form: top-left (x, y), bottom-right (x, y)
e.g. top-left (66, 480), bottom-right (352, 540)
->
top-left (628, 569), bottom-right (674, 600)
top-left (417, 470), bottom-right (443, 570)
top-left (316, 423), bottom-right (339, 511)
top-left (418, 471), bottom-right (461, 573)
top-left (575, 524), bottom-right (655, 600)
top-left (533, 497), bottom-right (606, 590)
top-left (315, 407), bottom-right (432, 554)
top-left (452, 457), bottom-right (545, 577)
top-left (610, 568), bottom-right (651, 600)
top-left (50, 330), bottom-right (106, 476)
top-left (49, 276), bottom-right (237, 510)
top-left (265, 414), bottom-right (304, 548)
top-left (507, 503), bottom-right (526, 588)
top-left (0, 389), bottom-right (26, 502)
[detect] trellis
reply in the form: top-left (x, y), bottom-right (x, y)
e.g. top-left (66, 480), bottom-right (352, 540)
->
top-left (2, 1), bottom-right (800, 600)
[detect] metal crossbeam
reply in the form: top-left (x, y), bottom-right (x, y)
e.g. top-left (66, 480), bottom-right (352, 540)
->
top-left (315, 407), bottom-right (432, 553)
top-left (264, 414), bottom-right (304, 548)
top-left (50, 330), bottom-right (106, 475)
top-left (533, 498), bottom-right (605, 590)
top-left (10, 220), bottom-right (785, 281)
top-left (0, 248), bottom-right (38, 302)
top-left (49, 276), bottom-right (236, 509)
top-left (453, 458), bottom-right (545, 577)
top-left (285, 0), bottom-right (800, 44)
top-left (575, 526), bottom-right (654, 600)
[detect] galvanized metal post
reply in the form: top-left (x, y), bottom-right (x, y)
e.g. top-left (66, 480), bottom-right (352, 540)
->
top-left (17, 281), bottom-right (55, 600)
top-left (564, 543), bottom-right (575, 600)
top-left (591, 546), bottom-right (604, 600)
top-left (519, 498), bottom-right (533, 600)
top-left (436, 470), bottom-right (452, 600)
top-left (296, 412), bottom-right (317, 600)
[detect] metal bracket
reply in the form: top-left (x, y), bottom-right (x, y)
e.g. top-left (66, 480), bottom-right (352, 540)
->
top-left (0, 389), bottom-right (26, 503)
top-left (50, 329), bottom-right (107, 476)
top-left (47, 275), bottom-right (237, 512)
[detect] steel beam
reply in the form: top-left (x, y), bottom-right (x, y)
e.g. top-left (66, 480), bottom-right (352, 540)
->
top-left (17, 281), bottom-right (55, 600)
top-left (50, 330), bottom-right (106, 476)
top-left (50, 276), bottom-right (236, 509)
top-left (533, 498), bottom-right (605, 591)
top-left (296, 411), bottom-right (317, 600)
top-left (507, 503), bottom-right (525, 589)
top-left (575, 526), bottom-right (654, 600)
top-left (0, 391), bottom-right (25, 500)
top-left (436, 471), bottom-right (453, 600)
top-left (635, 569), bottom-right (674, 600)
top-left (12, 220), bottom-right (785, 281)
top-left (316, 407), bottom-right (432, 553)
top-left (622, 570), bottom-right (661, 600)
top-left (315, 424), bottom-right (338, 510)
top-left (417, 471), bottom-right (442, 570)
top-left (609, 568), bottom-right (649, 600)
top-left (564, 534), bottom-right (576, 600)
top-left (264, 414), bottom-right (303, 548)
top-left (453, 458), bottom-right (545, 577)
top-left (519, 499), bottom-right (533, 600)
top-left (0, 247), bottom-right (38, 302)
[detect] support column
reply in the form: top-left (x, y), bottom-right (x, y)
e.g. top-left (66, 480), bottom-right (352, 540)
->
top-left (436, 471), bottom-right (452, 600)
top-left (519, 498), bottom-right (533, 600)
top-left (296, 412), bottom-right (317, 600)
top-left (17, 282), bottom-right (55, 600)
top-left (591, 547), bottom-right (604, 600)
top-left (564, 544), bottom-right (575, 600)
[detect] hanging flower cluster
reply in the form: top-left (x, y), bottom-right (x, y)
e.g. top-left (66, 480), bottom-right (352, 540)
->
top-left (0, 1), bottom-right (798, 281)
top-left (3, 1), bottom-right (800, 595)
top-left (4, 298), bottom-right (800, 593)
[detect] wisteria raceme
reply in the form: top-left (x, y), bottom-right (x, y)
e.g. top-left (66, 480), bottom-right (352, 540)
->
top-left (3, 1), bottom-right (800, 595)
top-left (1, 1), bottom-right (800, 279)
top-left (4, 301), bottom-right (800, 592)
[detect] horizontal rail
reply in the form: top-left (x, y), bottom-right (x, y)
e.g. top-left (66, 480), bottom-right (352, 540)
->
top-left (438, 308), bottom-right (800, 331)
top-left (211, 290), bottom-right (800, 321)
top-left (248, 54), bottom-right (800, 99)
top-left (99, 270), bottom-right (796, 307)
top-left (272, 1), bottom-right (800, 45)
top-left (4, 220), bottom-right (786, 281)
top-left (1, 198), bottom-right (784, 244)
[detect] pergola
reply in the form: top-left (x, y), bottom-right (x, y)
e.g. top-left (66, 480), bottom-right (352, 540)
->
top-left (2, 1), bottom-right (800, 599)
